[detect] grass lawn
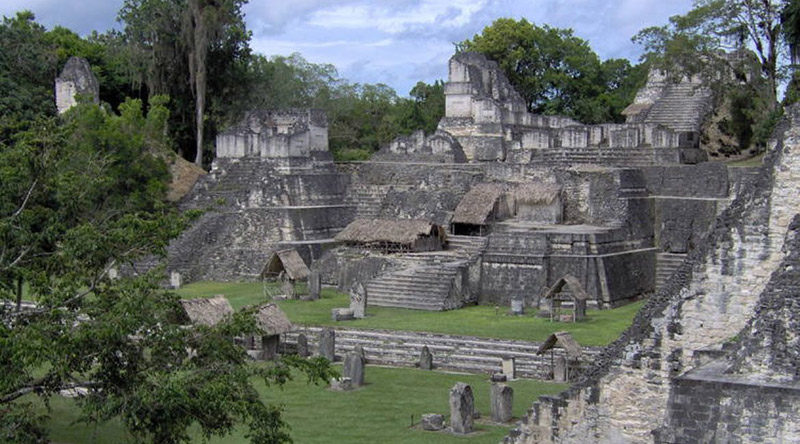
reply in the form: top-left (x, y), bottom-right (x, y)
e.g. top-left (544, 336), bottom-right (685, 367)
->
top-left (42, 366), bottom-right (568, 443)
top-left (177, 282), bottom-right (642, 347)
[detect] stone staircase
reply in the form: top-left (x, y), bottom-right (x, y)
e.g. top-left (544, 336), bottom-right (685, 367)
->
top-left (366, 265), bottom-right (463, 310)
top-left (284, 327), bottom-right (602, 379)
top-left (345, 185), bottom-right (388, 219)
top-left (656, 252), bottom-right (687, 291)
top-left (645, 83), bottom-right (712, 133)
top-left (364, 235), bottom-right (488, 311)
top-left (531, 146), bottom-right (677, 167)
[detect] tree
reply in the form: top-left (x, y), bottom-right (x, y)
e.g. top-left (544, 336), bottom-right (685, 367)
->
top-left (634, 0), bottom-right (785, 108)
top-left (0, 100), bottom-right (333, 443)
top-left (118, 0), bottom-right (250, 166)
top-left (458, 18), bottom-right (642, 123)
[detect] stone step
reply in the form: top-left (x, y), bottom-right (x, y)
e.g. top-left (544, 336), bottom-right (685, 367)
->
top-left (284, 327), bottom-right (602, 379)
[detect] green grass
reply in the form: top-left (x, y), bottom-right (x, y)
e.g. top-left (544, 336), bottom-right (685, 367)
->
top-left (42, 366), bottom-right (568, 443)
top-left (177, 282), bottom-right (642, 347)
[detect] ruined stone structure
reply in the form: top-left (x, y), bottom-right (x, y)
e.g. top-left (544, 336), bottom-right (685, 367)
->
top-left (315, 52), bottom-right (742, 311)
top-left (169, 51), bottom-right (748, 313)
top-left (167, 109), bottom-right (353, 282)
top-left (506, 107), bottom-right (800, 443)
top-left (55, 57), bottom-right (99, 114)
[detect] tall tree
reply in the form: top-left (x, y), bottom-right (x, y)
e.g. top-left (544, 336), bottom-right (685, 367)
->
top-left (0, 100), bottom-right (333, 443)
top-left (459, 18), bottom-right (643, 123)
top-left (118, 0), bottom-right (249, 166)
top-left (634, 0), bottom-right (786, 108)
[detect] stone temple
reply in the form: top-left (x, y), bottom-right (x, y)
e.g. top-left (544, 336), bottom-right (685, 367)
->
top-left (160, 51), bottom-right (800, 441)
top-left (166, 52), bottom-right (752, 314)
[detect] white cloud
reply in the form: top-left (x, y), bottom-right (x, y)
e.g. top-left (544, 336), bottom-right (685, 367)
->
top-left (1, 0), bottom-right (696, 95)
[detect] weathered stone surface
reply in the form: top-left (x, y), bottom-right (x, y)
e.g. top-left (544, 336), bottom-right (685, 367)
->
top-left (329, 377), bottom-right (351, 391)
top-left (419, 346), bottom-right (433, 370)
top-left (449, 382), bottom-right (474, 434)
top-left (506, 106), bottom-right (800, 444)
top-left (318, 328), bottom-right (335, 361)
top-left (55, 56), bottom-right (99, 114)
top-left (510, 299), bottom-right (524, 315)
top-left (296, 333), bottom-right (309, 357)
top-left (502, 357), bottom-right (516, 380)
top-left (343, 348), bottom-right (366, 387)
top-left (553, 356), bottom-right (567, 382)
top-left (421, 413), bottom-right (445, 431)
top-left (331, 308), bottom-right (355, 321)
top-left (349, 281), bottom-right (367, 318)
top-left (282, 279), bottom-right (296, 300)
top-left (309, 270), bottom-right (321, 300)
top-left (490, 383), bottom-right (513, 423)
top-left (491, 373), bottom-right (507, 382)
top-left (169, 271), bottom-right (182, 289)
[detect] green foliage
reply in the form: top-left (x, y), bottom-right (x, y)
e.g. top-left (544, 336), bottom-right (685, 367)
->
top-left (0, 101), bottom-right (333, 443)
top-left (119, 0), bottom-right (251, 166)
top-left (459, 18), bottom-right (644, 123)
top-left (222, 52), bottom-right (445, 161)
top-left (633, 0), bottom-right (784, 105)
top-left (0, 11), bottom-right (58, 138)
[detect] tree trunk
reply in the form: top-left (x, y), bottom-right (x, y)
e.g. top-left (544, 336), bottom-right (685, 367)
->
top-left (15, 277), bottom-right (23, 311)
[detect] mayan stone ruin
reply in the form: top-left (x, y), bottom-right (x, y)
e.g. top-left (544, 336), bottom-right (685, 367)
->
top-left (158, 50), bottom-right (800, 442)
top-left (55, 56), bottom-right (100, 114)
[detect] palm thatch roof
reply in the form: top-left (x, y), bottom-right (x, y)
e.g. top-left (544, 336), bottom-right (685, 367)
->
top-left (179, 296), bottom-right (234, 327)
top-left (452, 183), bottom-right (505, 225)
top-left (515, 183), bottom-right (561, 205)
top-left (621, 103), bottom-right (652, 116)
top-left (254, 303), bottom-right (293, 336)
top-left (537, 331), bottom-right (582, 359)
top-left (262, 249), bottom-right (310, 280)
top-left (542, 275), bottom-right (591, 301)
top-left (335, 218), bottom-right (441, 245)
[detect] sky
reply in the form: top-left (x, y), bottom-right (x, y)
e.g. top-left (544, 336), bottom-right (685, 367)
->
top-left (2, 0), bottom-right (694, 96)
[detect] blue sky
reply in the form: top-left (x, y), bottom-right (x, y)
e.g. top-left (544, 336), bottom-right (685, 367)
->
top-left (2, 0), bottom-right (694, 95)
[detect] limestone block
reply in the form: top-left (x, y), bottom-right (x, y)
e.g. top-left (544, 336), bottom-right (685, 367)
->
top-left (309, 270), bottom-right (321, 300)
top-left (318, 328), bottom-right (335, 361)
top-left (350, 282), bottom-right (367, 318)
top-left (282, 280), bottom-right (296, 299)
top-left (330, 377), bottom-right (352, 391)
top-left (449, 382), bottom-right (474, 434)
top-left (170, 272), bottom-right (182, 289)
top-left (502, 357), bottom-right (516, 380)
top-left (331, 308), bottom-right (355, 322)
top-left (296, 333), bottom-right (309, 357)
top-left (511, 299), bottom-right (524, 315)
top-left (419, 345), bottom-right (433, 370)
top-left (421, 413), bottom-right (445, 431)
top-left (553, 356), bottom-right (567, 382)
top-left (343, 348), bottom-right (366, 387)
top-left (490, 383), bottom-right (514, 423)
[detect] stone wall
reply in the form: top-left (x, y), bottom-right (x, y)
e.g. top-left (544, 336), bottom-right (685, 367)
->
top-left (215, 109), bottom-right (329, 159)
top-left (166, 110), bottom-right (354, 282)
top-left (440, 53), bottom-right (705, 166)
top-left (507, 106), bottom-right (800, 443)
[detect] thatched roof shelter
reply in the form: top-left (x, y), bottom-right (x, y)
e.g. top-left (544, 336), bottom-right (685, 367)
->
top-left (452, 183), bottom-right (506, 225)
top-left (262, 249), bottom-right (309, 281)
top-left (515, 183), bottom-right (561, 206)
top-left (254, 303), bottom-right (293, 336)
top-left (621, 103), bottom-right (652, 117)
top-left (335, 218), bottom-right (444, 251)
top-left (537, 331), bottom-right (582, 360)
top-left (542, 275), bottom-right (591, 301)
top-left (179, 296), bottom-right (234, 327)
